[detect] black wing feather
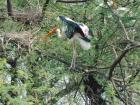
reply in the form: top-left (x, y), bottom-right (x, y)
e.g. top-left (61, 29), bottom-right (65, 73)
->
top-left (59, 16), bottom-right (91, 42)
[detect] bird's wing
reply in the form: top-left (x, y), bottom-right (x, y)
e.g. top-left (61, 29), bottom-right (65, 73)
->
top-left (64, 22), bottom-right (91, 42)
top-left (59, 16), bottom-right (79, 39)
top-left (64, 24), bottom-right (76, 39)
top-left (59, 16), bottom-right (92, 41)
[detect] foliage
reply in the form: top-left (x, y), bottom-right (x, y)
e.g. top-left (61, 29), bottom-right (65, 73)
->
top-left (0, 0), bottom-right (140, 105)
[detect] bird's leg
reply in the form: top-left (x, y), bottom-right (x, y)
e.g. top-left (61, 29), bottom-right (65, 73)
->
top-left (69, 40), bottom-right (76, 70)
top-left (73, 42), bottom-right (76, 69)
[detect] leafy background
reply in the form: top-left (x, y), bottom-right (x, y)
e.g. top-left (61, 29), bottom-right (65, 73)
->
top-left (0, 0), bottom-right (140, 105)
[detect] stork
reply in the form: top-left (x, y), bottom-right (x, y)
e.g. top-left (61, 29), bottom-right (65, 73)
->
top-left (55, 16), bottom-right (93, 70)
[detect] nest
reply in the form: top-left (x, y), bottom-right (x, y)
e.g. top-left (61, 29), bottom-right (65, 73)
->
top-left (3, 31), bottom-right (36, 50)
top-left (11, 11), bottom-right (43, 24)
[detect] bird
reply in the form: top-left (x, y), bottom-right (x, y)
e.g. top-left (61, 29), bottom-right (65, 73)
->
top-left (56, 16), bottom-right (93, 70)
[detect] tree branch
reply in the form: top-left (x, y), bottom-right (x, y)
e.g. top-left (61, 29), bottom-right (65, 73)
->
top-left (56, 0), bottom-right (87, 3)
top-left (41, 0), bottom-right (50, 19)
top-left (108, 44), bottom-right (140, 80)
top-left (128, 68), bottom-right (140, 84)
top-left (111, 79), bottom-right (127, 104)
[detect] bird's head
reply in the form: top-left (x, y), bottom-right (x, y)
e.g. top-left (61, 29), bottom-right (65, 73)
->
top-left (56, 16), bottom-right (68, 37)
top-left (56, 16), bottom-right (64, 30)
top-left (57, 16), bottom-right (65, 21)
top-left (56, 28), bottom-right (62, 38)
top-left (56, 16), bottom-right (60, 21)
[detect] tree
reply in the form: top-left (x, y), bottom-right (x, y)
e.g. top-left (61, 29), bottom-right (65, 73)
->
top-left (0, 0), bottom-right (140, 105)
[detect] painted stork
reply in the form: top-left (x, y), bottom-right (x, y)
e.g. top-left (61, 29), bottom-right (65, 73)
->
top-left (56, 16), bottom-right (93, 70)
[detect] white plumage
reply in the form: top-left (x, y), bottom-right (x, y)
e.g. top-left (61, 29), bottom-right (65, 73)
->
top-left (71, 33), bottom-right (91, 50)
top-left (56, 16), bottom-right (93, 70)
top-left (78, 37), bottom-right (91, 50)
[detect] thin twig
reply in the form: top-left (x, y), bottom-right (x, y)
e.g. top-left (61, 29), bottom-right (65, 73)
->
top-left (128, 68), bottom-right (140, 84)
top-left (56, 0), bottom-right (87, 3)
top-left (111, 79), bottom-right (127, 105)
top-left (73, 76), bottom-right (84, 98)
top-left (119, 19), bottom-right (130, 40)
top-left (41, 0), bottom-right (50, 19)
top-left (108, 44), bottom-right (140, 80)
top-left (104, 1), bottom-right (130, 40)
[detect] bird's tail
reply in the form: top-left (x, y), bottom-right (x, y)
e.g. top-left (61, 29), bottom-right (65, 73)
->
top-left (77, 38), bottom-right (91, 50)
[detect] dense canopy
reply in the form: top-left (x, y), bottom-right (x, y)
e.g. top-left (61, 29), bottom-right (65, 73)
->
top-left (0, 0), bottom-right (140, 105)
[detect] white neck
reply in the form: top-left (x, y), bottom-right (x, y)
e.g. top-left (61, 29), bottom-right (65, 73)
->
top-left (56, 29), bottom-right (62, 38)
top-left (73, 33), bottom-right (91, 50)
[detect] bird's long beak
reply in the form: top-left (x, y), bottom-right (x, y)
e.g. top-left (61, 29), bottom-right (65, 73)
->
top-left (40, 26), bottom-right (57, 41)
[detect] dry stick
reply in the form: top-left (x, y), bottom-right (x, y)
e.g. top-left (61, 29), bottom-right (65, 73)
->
top-left (49, 54), bottom-right (106, 75)
top-left (108, 44), bottom-right (140, 80)
top-left (119, 19), bottom-right (130, 40)
top-left (112, 45), bottom-right (127, 91)
top-left (112, 46), bottom-right (129, 104)
top-left (42, 0), bottom-right (50, 19)
top-left (7, 0), bottom-right (13, 16)
top-left (114, 42), bottom-right (128, 102)
top-left (56, 0), bottom-right (87, 3)
top-left (109, 46), bottom-right (130, 80)
top-left (112, 45), bottom-right (118, 58)
top-left (112, 75), bottom-right (131, 82)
